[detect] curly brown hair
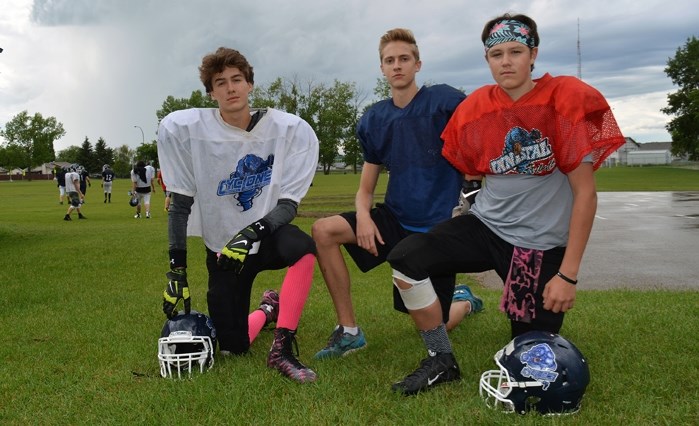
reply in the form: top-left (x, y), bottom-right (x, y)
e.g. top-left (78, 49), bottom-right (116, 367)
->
top-left (199, 47), bottom-right (254, 93)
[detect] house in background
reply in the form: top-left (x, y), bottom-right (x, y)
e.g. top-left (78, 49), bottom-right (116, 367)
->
top-left (606, 137), bottom-right (640, 166)
top-left (0, 161), bottom-right (72, 181)
top-left (605, 137), bottom-right (682, 166)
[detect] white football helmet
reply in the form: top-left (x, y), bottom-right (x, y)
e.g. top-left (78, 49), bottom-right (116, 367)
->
top-left (158, 310), bottom-right (216, 379)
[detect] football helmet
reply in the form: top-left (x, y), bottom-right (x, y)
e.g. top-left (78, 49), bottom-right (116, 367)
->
top-left (158, 310), bottom-right (217, 378)
top-left (479, 331), bottom-right (590, 415)
top-left (128, 191), bottom-right (139, 207)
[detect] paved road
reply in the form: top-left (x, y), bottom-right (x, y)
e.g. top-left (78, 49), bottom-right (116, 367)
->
top-left (474, 191), bottom-right (699, 290)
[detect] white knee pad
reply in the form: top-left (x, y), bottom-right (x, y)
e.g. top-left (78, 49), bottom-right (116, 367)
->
top-left (392, 269), bottom-right (438, 310)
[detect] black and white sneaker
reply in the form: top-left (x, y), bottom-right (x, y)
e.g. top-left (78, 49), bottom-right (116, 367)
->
top-left (392, 352), bottom-right (461, 395)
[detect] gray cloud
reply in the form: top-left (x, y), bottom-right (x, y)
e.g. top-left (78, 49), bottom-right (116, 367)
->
top-left (0, 0), bottom-right (696, 152)
top-left (31, 0), bottom-right (110, 25)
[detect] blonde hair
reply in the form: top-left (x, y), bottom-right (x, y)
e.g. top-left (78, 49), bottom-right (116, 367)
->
top-left (379, 28), bottom-right (420, 61)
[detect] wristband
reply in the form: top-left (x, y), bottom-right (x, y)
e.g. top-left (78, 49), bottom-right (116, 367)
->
top-left (463, 180), bottom-right (482, 191)
top-left (556, 271), bottom-right (578, 285)
top-left (169, 249), bottom-right (187, 269)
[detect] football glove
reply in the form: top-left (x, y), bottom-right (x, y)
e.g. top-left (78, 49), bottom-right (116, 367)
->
top-left (163, 269), bottom-right (190, 319)
top-left (452, 180), bottom-right (482, 218)
top-left (217, 219), bottom-right (270, 273)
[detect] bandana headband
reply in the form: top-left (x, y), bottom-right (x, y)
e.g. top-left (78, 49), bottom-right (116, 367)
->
top-left (484, 19), bottom-right (535, 50)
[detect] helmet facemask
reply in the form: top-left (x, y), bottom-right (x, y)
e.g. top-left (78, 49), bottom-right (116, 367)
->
top-left (479, 351), bottom-right (545, 413)
top-left (479, 331), bottom-right (589, 416)
top-left (158, 331), bottom-right (214, 379)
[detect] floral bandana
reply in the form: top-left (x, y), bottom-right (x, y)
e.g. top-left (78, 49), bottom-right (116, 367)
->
top-left (500, 246), bottom-right (544, 323)
top-left (484, 19), bottom-right (536, 50)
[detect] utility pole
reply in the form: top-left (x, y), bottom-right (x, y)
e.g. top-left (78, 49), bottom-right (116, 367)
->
top-left (577, 18), bottom-right (582, 80)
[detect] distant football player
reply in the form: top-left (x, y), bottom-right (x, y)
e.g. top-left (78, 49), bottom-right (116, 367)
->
top-left (63, 164), bottom-right (86, 221)
top-left (101, 164), bottom-right (115, 203)
top-left (130, 160), bottom-right (155, 218)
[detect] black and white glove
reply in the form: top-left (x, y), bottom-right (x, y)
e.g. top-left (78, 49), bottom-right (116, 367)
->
top-left (163, 269), bottom-right (190, 319)
top-left (452, 180), bottom-right (482, 218)
top-left (217, 219), bottom-right (270, 273)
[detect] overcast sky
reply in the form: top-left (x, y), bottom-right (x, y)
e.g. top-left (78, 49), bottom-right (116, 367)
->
top-left (1, 0), bottom-right (696, 153)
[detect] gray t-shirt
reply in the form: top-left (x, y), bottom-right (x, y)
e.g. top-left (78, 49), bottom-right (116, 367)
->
top-left (471, 169), bottom-right (573, 250)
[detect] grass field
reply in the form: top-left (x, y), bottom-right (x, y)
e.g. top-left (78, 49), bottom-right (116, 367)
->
top-left (1, 166), bottom-right (698, 425)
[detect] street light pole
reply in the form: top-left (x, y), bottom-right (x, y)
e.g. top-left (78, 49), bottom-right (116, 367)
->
top-left (134, 125), bottom-right (144, 144)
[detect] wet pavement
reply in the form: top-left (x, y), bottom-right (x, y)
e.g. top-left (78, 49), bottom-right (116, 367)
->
top-left (474, 191), bottom-right (699, 290)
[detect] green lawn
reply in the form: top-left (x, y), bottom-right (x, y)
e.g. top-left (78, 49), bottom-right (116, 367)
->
top-left (593, 164), bottom-right (699, 191)
top-left (0, 166), bottom-right (697, 425)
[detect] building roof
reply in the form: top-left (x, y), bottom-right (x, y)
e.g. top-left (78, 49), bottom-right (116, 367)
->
top-left (638, 142), bottom-right (672, 151)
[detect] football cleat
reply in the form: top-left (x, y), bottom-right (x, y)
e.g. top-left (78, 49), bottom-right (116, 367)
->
top-left (267, 328), bottom-right (317, 383)
top-left (392, 352), bottom-right (461, 395)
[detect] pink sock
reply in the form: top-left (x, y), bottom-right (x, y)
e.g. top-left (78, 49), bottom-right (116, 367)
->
top-left (277, 254), bottom-right (315, 330)
top-left (248, 309), bottom-right (266, 343)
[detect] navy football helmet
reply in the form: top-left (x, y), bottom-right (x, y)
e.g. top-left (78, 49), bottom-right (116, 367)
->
top-left (128, 191), bottom-right (139, 207)
top-left (158, 310), bottom-right (217, 378)
top-left (479, 331), bottom-right (590, 415)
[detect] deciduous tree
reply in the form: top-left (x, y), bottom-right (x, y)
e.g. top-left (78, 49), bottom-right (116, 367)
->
top-left (112, 144), bottom-right (135, 178)
top-left (136, 141), bottom-right (158, 166)
top-left (662, 36), bottom-right (699, 160)
top-left (0, 110), bottom-right (65, 178)
top-left (156, 90), bottom-right (217, 122)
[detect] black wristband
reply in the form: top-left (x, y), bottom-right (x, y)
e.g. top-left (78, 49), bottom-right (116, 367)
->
top-left (556, 271), bottom-right (578, 285)
top-left (169, 249), bottom-right (187, 269)
top-left (463, 179), bottom-right (482, 191)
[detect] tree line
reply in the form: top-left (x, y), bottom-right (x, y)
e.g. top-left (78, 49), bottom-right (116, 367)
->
top-left (0, 77), bottom-right (390, 179)
top-left (2, 35), bottom-right (699, 177)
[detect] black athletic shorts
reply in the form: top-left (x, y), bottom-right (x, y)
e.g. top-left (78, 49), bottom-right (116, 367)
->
top-left (387, 213), bottom-right (566, 337)
top-left (340, 203), bottom-right (455, 322)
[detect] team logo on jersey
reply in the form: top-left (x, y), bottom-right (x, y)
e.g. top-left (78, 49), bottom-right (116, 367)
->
top-left (217, 154), bottom-right (274, 211)
top-left (489, 126), bottom-right (555, 175)
top-left (519, 343), bottom-right (559, 390)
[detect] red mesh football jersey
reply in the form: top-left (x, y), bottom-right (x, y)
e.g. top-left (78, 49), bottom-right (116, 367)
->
top-left (442, 73), bottom-right (625, 176)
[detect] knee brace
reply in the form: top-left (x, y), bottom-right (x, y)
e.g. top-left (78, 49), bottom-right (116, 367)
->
top-left (392, 269), bottom-right (438, 310)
